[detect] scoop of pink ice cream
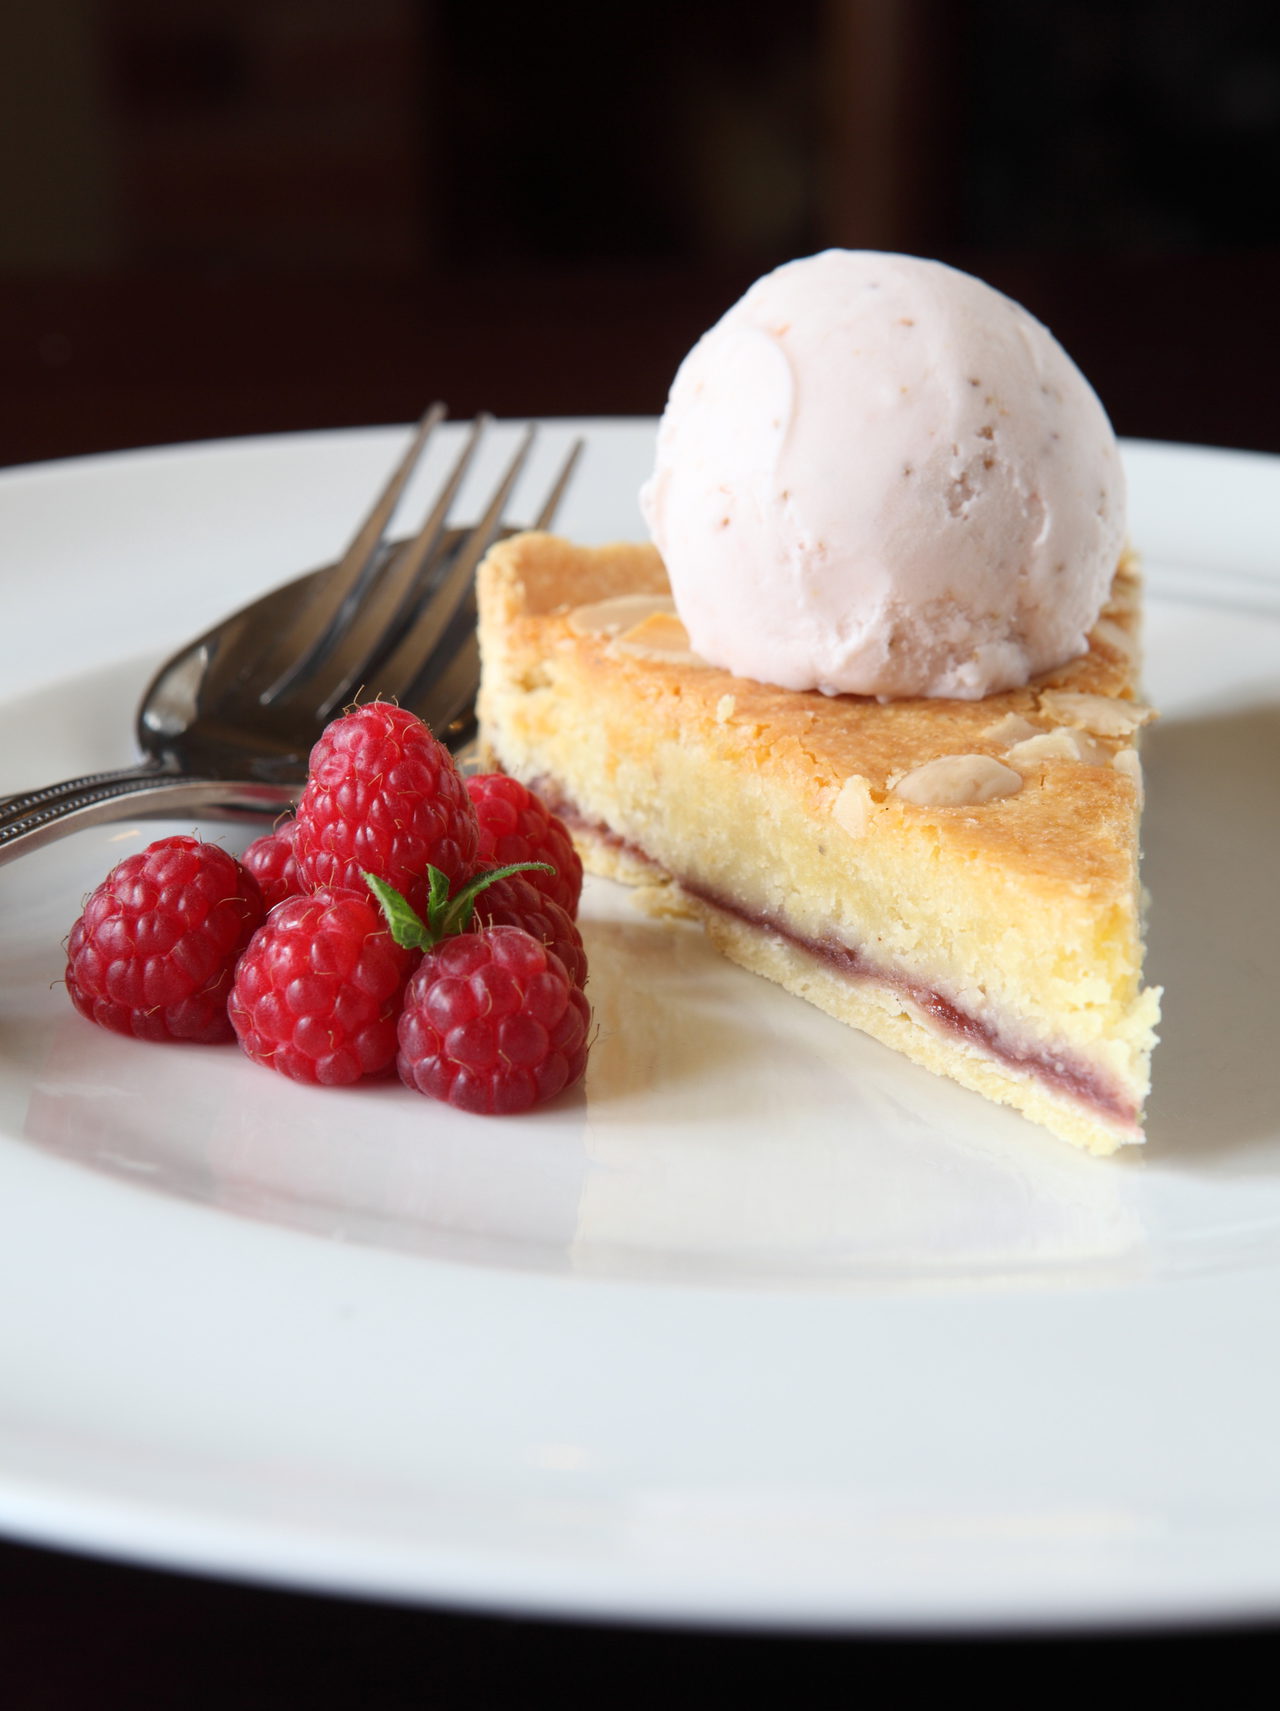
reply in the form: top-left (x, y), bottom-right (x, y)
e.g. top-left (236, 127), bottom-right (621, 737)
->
top-left (640, 250), bottom-right (1126, 700)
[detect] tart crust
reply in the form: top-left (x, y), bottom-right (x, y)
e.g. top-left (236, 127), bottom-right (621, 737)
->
top-left (476, 532), bottom-right (1161, 1155)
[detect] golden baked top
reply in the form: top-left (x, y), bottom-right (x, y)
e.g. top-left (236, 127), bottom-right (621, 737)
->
top-left (478, 533), bottom-right (1153, 902)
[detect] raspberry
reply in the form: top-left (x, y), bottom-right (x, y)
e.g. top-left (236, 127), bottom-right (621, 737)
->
top-left (241, 818), bottom-right (303, 910)
top-left (65, 835), bottom-right (263, 1044)
top-left (465, 773), bottom-right (583, 917)
top-left (469, 871), bottom-right (587, 990)
top-left (294, 703), bottom-right (478, 915)
top-left (397, 926), bottom-right (591, 1114)
top-left (229, 887), bottom-right (415, 1085)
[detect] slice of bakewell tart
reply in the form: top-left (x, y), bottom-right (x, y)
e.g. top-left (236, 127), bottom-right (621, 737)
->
top-left (476, 530), bottom-right (1161, 1155)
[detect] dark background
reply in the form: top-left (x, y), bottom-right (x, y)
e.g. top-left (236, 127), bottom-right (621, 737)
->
top-left (3, 0), bottom-right (1279, 469)
top-left (4, 0), bottom-right (1280, 1700)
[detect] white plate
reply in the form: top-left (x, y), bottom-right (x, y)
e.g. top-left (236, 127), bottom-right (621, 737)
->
top-left (1, 422), bottom-right (1278, 1633)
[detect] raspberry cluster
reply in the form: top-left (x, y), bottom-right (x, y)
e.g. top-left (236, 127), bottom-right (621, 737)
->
top-left (64, 703), bottom-right (590, 1115)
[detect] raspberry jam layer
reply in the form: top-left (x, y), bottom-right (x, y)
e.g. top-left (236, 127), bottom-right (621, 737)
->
top-left (533, 778), bottom-right (1139, 1134)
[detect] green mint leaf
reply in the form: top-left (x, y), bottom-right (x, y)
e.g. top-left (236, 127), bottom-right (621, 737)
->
top-left (366, 861), bottom-right (555, 949)
top-left (364, 872), bottom-right (433, 951)
top-left (426, 864), bottom-right (452, 930)
top-left (440, 861), bottom-right (556, 939)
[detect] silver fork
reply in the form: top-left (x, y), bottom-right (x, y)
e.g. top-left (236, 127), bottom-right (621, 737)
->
top-left (0, 408), bottom-right (581, 864)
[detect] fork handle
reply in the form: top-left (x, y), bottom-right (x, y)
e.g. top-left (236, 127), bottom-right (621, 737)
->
top-left (0, 763), bottom-right (178, 822)
top-left (0, 769), bottom-right (299, 866)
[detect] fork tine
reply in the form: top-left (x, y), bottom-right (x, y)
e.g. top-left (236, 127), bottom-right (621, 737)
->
top-left (252, 401), bottom-right (448, 703)
top-left (391, 432), bottom-right (583, 731)
top-left (408, 626), bottom-right (480, 749)
top-left (315, 423), bottom-right (542, 718)
top-left (276, 414), bottom-right (494, 717)
top-left (530, 436), bottom-right (583, 529)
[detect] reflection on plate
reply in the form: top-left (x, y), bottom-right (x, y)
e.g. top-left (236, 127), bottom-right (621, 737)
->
top-left (1, 425), bottom-right (1279, 1631)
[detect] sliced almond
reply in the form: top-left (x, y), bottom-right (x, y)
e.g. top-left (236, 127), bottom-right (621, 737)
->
top-left (1037, 689), bottom-right (1155, 737)
top-left (983, 711), bottom-right (1041, 746)
top-left (832, 774), bottom-right (875, 837)
top-left (715, 693), bottom-right (737, 723)
top-left (610, 611), bottom-right (705, 666)
top-left (1006, 727), bottom-right (1108, 767)
top-left (567, 593), bottom-right (677, 637)
top-left (891, 753), bottom-right (1022, 807)
top-left (1112, 746), bottom-right (1144, 801)
top-left (1089, 615), bottom-right (1136, 658)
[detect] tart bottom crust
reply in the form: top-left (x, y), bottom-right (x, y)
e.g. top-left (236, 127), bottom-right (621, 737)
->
top-left (562, 813), bottom-right (1147, 1158)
